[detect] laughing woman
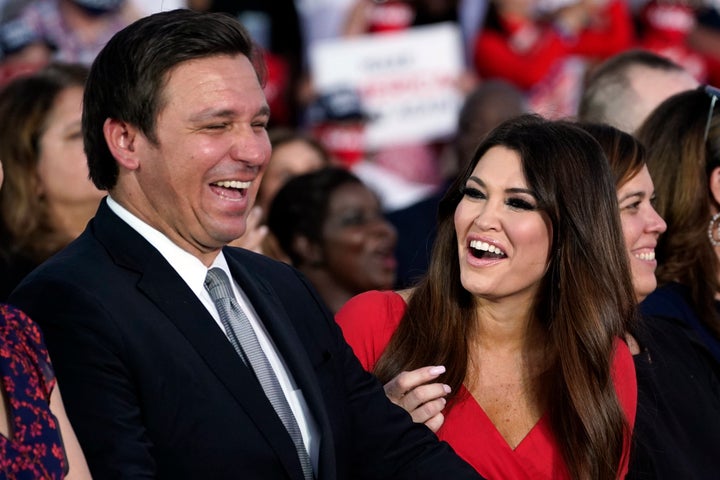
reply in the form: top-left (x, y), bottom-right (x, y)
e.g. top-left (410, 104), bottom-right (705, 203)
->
top-left (336, 114), bottom-right (637, 480)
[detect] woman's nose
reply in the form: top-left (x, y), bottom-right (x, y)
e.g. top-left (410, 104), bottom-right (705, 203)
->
top-left (648, 206), bottom-right (667, 234)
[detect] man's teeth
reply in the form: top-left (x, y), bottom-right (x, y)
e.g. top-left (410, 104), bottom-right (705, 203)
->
top-left (469, 240), bottom-right (504, 255)
top-left (214, 180), bottom-right (251, 189)
top-left (635, 251), bottom-right (655, 261)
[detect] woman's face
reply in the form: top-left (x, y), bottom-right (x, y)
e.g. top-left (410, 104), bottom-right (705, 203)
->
top-left (454, 146), bottom-right (552, 305)
top-left (258, 139), bottom-right (326, 212)
top-left (320, 182), bottom-right (397, 293)
top-left (617, 165), bottom-right (667, 302)
top-left (36, 86), bottom-right (104, 209)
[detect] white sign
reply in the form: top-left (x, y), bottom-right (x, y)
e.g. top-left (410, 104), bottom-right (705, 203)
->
top-left (309, 22), bottom-right (465, 150)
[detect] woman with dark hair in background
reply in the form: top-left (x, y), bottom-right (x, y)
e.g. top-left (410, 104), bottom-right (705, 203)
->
top-left (337, 114), bottom-right (637, 479)
top-left (636, 87), bottom-right (720, 365)
top-left (0, 62), bottom-right (105, 300)
top-left (578, 122), bottom-right (720, 479)
top-left (267, 166), bottom-right (397, 313)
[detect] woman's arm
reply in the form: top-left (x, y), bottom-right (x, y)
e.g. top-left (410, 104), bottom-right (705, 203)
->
top-left (50, 384), bottom-right (92, 480)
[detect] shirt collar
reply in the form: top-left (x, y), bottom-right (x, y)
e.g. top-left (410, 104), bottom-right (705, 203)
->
top-left (106, 195), bottom-right (229, 296)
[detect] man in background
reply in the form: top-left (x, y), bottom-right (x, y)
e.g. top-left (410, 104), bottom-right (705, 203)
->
top-left (579, 49), bottom-right (698, 133)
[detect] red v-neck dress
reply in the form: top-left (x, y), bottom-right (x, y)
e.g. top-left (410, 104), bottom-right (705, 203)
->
top-left (336, 290), bottom-right (637, 480)
top-left (0, 304), bottom-right (66, 479)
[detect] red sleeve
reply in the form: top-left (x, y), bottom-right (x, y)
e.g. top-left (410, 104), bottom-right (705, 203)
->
top-left (335, 290), bottom-right (406, 372)
top-left (611, 338), bottom-right (637, 478)
top-left (474, 28), bottom-right (569, 90)
top-left (703, 53), bottom-right (720, 87)
top-left (570, 0), bottom-right (636, 58)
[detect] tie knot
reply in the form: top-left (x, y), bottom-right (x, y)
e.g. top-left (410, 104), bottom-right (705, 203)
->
top-left (205, 268), bottom-right (234, 301)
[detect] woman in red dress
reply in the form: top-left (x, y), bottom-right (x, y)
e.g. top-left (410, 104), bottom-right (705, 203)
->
top-left (337, 114), bottom-right (637, 479)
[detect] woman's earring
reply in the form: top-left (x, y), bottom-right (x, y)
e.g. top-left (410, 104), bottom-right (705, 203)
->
top-left (708, 212), bottom-right (720, 246)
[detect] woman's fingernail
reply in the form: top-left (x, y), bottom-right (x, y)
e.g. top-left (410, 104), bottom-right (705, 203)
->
top-left (443, 384), bottom-right (451, 394)
top-left (429, 366), bottom-right (446, 375)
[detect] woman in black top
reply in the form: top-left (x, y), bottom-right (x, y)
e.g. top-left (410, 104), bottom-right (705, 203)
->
top-left (579, 122), bottom-right (720, 479)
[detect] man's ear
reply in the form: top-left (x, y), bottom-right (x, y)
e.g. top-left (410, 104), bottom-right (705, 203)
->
top-left (709, 166), bottom-right (720, 208)
top-left (104, 118), bottom-right (141, 170)
top-left (292, 235), bottom-right (324, 267)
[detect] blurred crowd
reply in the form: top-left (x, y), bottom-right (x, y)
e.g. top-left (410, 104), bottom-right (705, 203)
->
top-left (2, 0), bottom-right (719, 140)
top-left (4, 0), bottom-right (717, 262)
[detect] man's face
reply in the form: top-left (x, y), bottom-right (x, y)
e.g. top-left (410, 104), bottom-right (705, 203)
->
top-left (130, 54), bottom-right (271, 263)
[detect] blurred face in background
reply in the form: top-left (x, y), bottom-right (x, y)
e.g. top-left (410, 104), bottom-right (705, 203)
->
top-left (320, 182), bottom-right (398, 293)
top-left (617, 165), bottom-right (666, 301)
top-left (35, 86), bottom-right (104, 211)
top-left (257, 138), bottom-right (327, 212)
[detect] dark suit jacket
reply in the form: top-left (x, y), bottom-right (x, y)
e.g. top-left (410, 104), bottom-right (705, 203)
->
top-left (9, 200), bottom-right (481, 480)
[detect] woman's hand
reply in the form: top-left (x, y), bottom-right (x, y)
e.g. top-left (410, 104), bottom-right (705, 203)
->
top-left (383, 365), bottom-right (451, 432)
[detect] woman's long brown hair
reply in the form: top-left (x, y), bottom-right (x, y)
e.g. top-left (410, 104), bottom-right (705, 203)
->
top-left (374, 114), bottom-right (636, 479)
top-left (0, 63), bottom-right (90, 263)
top-left (635, 89), bottom-right (720, 339)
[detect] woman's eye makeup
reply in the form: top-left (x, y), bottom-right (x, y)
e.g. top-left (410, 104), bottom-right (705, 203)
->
top-left (461, 185), bottom-right (536, 211)
top-left (506, 197), bottom-right (536, 211)
top-left (460, 186), bottom-right (485, 199)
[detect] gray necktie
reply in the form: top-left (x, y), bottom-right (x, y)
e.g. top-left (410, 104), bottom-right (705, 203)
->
top-left (204, 268), bottom-right (314, 480)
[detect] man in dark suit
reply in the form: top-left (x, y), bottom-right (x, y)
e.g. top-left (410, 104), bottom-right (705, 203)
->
top-left (8, 9), bottom-right (482, 480)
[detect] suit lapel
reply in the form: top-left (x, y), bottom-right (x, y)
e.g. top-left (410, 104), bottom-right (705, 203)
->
top-left (225, 252), bottom-right (336, 478)
top-left (93, 201), bottom-right (305, 480)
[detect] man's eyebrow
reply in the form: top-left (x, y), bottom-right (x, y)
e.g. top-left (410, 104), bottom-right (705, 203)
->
top-left (188, 109), bottom-right (235, 122)
top-left (257, 105), bottom-right (271, 117)
top-left (189, 105), bottom-right (270, 122)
